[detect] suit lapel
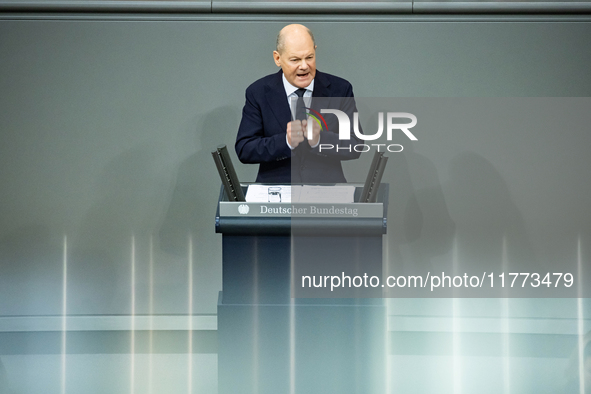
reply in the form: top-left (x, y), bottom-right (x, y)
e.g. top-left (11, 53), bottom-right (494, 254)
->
top-left (311, 70), bottom-right (331, 115)
top-left (265, 71), bottom-right (292, 130)
top-left (312, 70), bottom-right (330, 99)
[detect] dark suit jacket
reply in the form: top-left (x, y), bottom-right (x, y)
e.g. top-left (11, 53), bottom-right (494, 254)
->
top-left (235, 70), bottom-right (361, 183)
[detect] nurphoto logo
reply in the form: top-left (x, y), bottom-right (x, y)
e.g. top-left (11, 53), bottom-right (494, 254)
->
top-left (315, 110), bottom-right (417, 153)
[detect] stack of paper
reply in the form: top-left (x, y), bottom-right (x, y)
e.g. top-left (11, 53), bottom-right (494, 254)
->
top-left (245, 185), bottom-right (355, 203)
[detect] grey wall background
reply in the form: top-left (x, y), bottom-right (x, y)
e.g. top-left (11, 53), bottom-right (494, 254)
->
top-left (0, 14), bottom-right (591, 394)
top-left (0, 16), bottom-right (590, 316)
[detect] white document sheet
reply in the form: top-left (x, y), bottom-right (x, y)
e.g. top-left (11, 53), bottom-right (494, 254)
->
top-left (245, 185), bottom-right (355, 203)
top-left (296, 185), bottom-right (355, 203)
top-left (245, 185), bottom-right (295, 203)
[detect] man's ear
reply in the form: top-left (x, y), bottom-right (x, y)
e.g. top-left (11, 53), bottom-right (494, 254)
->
top-left (273, 51), bottom-right (281, 67)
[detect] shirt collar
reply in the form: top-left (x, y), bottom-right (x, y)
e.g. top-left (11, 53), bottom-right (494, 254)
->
top-left (282, 73), bottom-right (314, 97)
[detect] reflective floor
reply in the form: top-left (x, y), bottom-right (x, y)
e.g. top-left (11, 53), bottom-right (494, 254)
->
top-left (0, 353), bottom-right (578, 394)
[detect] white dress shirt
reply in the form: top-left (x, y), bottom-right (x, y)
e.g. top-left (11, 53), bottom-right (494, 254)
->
top-left (282, 74), bottom-right (319, 149)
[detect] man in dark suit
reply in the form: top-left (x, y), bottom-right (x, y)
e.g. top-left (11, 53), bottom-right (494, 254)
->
top-left (235, 24), bottom-right (362, 184)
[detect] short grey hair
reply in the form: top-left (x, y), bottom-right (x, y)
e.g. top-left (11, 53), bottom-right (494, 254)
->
top-left (276, 26), bottom-right (316, 53)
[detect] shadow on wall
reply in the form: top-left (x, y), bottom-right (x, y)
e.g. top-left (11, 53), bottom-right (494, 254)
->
top-left (385, 142), bottom-right (456, 275)
top-left (0, 225), bottom-right (63, 315)
top-left (442, 151), bottom-right (536, 272)
top-left (159, 106), bottom-right (239, 256)
top-left (0, 149), bottom-right (162, 316)
top-left (342, 105), bottom-right (456, 276)
top-left (69, 147), bottom-right (159, 315)
top-left (401, 143), bottom-right (456, 272)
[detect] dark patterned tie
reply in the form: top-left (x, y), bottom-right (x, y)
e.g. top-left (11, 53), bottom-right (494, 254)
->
top-left (294, 88), bottom-right (307, 121)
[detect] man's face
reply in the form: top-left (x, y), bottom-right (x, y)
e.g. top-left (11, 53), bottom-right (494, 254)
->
top-left (273, 32), bottom-right (316, 88)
